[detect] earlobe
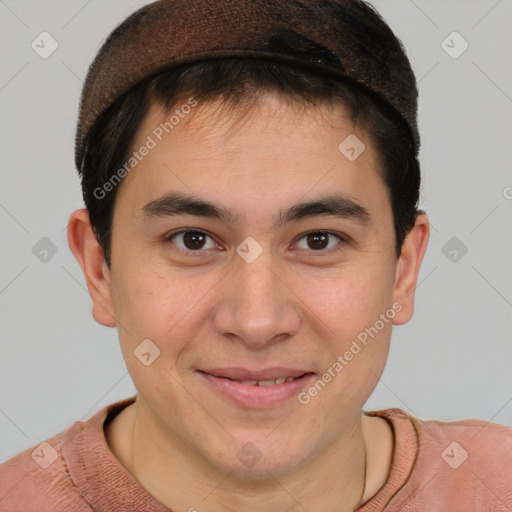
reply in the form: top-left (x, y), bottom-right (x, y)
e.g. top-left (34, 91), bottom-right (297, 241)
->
top-left (392, 213), bottom-right (430, 325)
top-left (67, 209), bottom-right (117, 328)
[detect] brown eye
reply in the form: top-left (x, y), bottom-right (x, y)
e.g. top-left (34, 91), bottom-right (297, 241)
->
top-left (167, 230), bottom-right (216, 252)
top-left (295, 231), bottom-right (345, 252)
top-left (307, 232), bottom-right (329, 250)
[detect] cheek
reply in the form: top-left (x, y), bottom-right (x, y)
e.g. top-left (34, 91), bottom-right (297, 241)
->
top-left (297, 261), bottom-right (394, 338)
top-left (111, 268), bottom-right (181, 342)
top-left (111, 264), bottom-right (222, 353)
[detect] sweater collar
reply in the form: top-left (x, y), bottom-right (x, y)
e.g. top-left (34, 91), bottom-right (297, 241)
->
top-left (62, 398), bottom-right (417, 511)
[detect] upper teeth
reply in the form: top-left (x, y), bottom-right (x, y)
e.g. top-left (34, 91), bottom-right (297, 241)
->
top-left (235, 376), bottom-right (298, 386)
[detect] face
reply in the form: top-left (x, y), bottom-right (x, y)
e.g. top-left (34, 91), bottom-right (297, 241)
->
top-left (79, 93), bottom-right (421, 478)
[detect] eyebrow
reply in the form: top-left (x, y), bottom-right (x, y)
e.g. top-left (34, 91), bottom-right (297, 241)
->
top-left (140, 191), bottom-right (371, 229)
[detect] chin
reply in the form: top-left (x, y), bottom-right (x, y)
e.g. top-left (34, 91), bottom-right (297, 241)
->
top-left (204, 434), bottom-right (312, 482)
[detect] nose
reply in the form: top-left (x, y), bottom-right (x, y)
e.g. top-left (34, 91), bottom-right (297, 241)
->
top-left (212, 244), bottom-right (301, 349)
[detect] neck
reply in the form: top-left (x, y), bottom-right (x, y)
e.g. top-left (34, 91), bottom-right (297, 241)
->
top-left (105, 399), bottom-right (392, 512)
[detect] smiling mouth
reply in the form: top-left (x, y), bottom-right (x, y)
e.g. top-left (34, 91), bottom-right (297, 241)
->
top-left (197, 370), bottom-right (317, 407)
top-left (200, 372), bottom-right (312, 387)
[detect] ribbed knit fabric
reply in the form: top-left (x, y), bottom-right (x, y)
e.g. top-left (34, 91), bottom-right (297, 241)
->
top-left (1, 397), bottom-right (511, 511)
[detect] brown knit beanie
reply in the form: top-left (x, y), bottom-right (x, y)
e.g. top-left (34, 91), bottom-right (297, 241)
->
top-left (75, 0), bottom-right (419, 171)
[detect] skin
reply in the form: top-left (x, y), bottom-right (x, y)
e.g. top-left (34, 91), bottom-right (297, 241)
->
top-left (68, 92), bottom-right (429, 512)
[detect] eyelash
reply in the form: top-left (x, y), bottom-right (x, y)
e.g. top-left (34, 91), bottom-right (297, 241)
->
top-left (164, 229), bottom-right (348, 256)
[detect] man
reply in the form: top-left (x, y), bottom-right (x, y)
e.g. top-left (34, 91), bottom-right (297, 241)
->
top-left (1, 1), bottom-right (511, 511)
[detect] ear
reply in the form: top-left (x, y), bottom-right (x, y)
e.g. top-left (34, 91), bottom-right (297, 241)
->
top-left (67, 209), bottom-right (117, 327)
top-left (392, 213), bottom-right (430, 325)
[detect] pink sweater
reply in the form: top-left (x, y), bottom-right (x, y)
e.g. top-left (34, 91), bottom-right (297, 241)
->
top-left (1, 396), bottom-right (511, 511)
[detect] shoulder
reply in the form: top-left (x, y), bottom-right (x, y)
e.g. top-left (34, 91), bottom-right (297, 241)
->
top-left (0, 397), bottom-right (136, 512)
top-left (368, 408), bottom-right (512, 510)
top-left (0, 425), bottom-right (91, 511)
top-left (376, 407), bottom-right (512, 463)
top-left (410, 412), bottom-right (512, 469)
top-left (412, 413), bottom-right (512, 508)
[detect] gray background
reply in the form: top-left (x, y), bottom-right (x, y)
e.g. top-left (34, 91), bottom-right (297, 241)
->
top-left (1, 0), bottom-right (511, 464)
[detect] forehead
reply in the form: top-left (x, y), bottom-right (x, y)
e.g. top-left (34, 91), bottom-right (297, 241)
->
top-left (115, 93), bottom-right (389, 226)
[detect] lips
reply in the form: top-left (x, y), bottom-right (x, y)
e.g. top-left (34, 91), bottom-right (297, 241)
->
top-left (198, 368), bottom-right (317, 407)
top-left (198, 367), bottom-right (312, 381)
top-left (200, 373), bottom-right (306, 387)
